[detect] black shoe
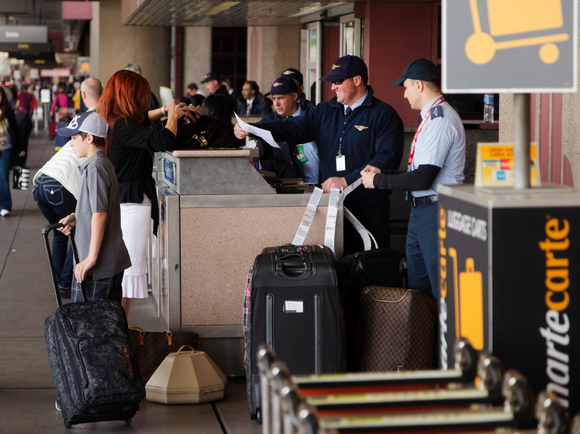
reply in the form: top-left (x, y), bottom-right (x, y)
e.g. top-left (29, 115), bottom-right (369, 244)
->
top-left (58, 287), bottom-right (71, 298)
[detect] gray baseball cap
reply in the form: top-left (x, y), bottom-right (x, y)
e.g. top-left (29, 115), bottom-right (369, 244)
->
top-left (56, 111), bottom-right (108, 138)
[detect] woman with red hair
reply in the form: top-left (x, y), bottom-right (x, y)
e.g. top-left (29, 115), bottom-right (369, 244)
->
top-left (98, 69), bottom-right (194, 316)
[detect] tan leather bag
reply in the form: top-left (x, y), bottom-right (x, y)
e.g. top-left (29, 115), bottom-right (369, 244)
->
top-left (146, 345), bottom-right (228, 404)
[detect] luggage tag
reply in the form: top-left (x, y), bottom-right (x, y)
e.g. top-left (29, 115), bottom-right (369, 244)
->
top-left (336, 155), bottom-right (346, 171)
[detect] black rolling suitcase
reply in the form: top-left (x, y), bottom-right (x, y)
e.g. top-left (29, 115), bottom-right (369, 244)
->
top-left (245, 246), bottom-right (345, 423)
top-left (42, 223), bottom-right (145, 429)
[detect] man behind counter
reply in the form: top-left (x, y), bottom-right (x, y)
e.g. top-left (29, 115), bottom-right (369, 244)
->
top-left (235, 55), bottom-right (404, 252)
top-left (362, 58), bottom-right (466, 299)
top-left (256, 75), bottom-right (319, 183)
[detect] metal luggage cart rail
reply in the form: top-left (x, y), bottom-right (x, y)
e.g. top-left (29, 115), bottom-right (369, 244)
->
top-left (256, 340), bottom-right (571, 434)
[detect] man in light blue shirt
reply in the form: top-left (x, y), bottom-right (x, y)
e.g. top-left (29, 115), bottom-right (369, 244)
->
top-left (255, 76), bottom-right (319, 182)
top-left (361, 58), bottom-right (466, 299)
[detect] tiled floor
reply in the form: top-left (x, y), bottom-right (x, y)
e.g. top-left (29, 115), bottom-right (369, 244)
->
top-left (0, 130), bottom-right (260, 434)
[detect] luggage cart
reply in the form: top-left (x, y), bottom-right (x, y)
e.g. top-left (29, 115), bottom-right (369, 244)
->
top-left (465, 0), bottom-right (569, 65)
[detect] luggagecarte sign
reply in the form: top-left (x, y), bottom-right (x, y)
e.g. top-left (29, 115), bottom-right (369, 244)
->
top-left (438, 186), bottom-right (580, 416)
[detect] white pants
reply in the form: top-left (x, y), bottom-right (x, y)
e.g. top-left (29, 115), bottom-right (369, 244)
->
top-left (120, 196), bottom-right (151, 299)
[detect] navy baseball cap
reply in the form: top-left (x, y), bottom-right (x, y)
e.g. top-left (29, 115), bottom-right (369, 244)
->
top-left (281, 68), bottom-right (303, 85)
top-left (57, 111), bottom-right (108, 138)
top-left (391, 58), bottom-right (441, 87)
top-left (201, 72), bottom-right (219, 83)
top-left (320, 55), bottom-right (368, 82)
top-left (265, 76), bottom-right (299, 96)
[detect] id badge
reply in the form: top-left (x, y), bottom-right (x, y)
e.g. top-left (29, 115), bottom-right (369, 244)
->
top-left (336, 155), bottom-right (346, 171)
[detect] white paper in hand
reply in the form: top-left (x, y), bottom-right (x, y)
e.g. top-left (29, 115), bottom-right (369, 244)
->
top-left (235, 113), bottom-right (280, 149)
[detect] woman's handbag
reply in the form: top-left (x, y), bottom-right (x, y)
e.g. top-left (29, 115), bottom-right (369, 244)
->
top-left (146, 345), bottom-right (228, 404)
top-left (162, 115), bottom-right (240, 151)
top-left (128, 326), bottom-right (199, 384)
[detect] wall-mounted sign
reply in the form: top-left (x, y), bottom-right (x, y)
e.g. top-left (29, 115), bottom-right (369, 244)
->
top-left (0, 26), bottom-right (48, 44)
top-left (443, 0), bottom-right (578, 93)
top-left (77, 57), bottom-right (91, 76)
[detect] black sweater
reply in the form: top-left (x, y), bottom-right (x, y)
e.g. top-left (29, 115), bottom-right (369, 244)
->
top-left (107, 116), bottom-right (176, 234)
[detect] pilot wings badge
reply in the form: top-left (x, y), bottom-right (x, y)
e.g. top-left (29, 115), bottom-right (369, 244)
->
top-left (354, 125), bottom-right (369, 131)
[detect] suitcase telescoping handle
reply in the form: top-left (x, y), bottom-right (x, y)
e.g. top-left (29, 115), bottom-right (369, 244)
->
top-left (42, 223), bottom-right (88, 308)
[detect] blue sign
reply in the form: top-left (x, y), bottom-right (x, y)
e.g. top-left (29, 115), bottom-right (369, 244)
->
top-left (163, 158), bottom-right (176, 185)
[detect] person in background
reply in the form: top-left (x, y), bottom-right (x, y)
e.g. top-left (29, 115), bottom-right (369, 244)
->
top-left (98, 69), bottom-right (195, 317)
top-left (201, 72), bottom-right (233, 115)
top-left (255, 76), bottom-right (319, 182)
top-left (181, 82), bottom-right (202, 105)
top-left (189, 94), bottom-right (205, 112)
top-left (221, 78), bottom-right (239, 110)
top-left (124, 63), bottom-right (160, 113)
top-left (235, 55), bottom-right (404, 253)
top-left (237, 80), bottom-right (272, 115)
top-left (281, 67), bottom-right (315, 109)
top-left (201, 94), bottom-right (232, 123)
top-left (49, 83), bottom-right (72, 118)
top-left (32, 76), bottom-right (103, 298)
top-left (0, 87), bottom-right (21, 217)
top-left (71, 81), bottom-right (81, 111)
top-left (361, 58), bottom-right (466, 299)
top-left (13, 84), bottom-right (36, 169)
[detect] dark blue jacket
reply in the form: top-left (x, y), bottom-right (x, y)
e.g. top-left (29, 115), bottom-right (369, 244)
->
top-left (258, 86), bottom-right (404, 207)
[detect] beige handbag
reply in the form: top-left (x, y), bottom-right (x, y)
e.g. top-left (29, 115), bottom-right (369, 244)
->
top-left (146, 345), bottom-right (228, 404)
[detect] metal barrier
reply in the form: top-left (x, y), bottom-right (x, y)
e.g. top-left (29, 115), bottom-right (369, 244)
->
top-left (257, 340), bottom-right (571, 434)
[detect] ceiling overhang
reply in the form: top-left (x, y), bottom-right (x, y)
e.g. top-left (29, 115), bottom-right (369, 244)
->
top-left (122, 0), bottom-right (360, 27)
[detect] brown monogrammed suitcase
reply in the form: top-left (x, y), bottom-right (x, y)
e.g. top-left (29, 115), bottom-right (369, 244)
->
top-left (355, 286), bottom-right (437, 371)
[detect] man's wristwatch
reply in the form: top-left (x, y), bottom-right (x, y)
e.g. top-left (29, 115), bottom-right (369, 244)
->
top-left (161, 105), bottom-right (166, 115)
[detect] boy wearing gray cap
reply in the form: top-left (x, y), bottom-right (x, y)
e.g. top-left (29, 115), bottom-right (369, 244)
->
top-left (57, 111), bottom-right (131, 304)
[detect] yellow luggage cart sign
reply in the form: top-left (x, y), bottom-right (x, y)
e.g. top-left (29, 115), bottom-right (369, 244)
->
top-left (443, 0), bottom-right (577, 93)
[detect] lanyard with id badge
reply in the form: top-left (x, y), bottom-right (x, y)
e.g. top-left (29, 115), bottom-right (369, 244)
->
top-left (336, 107), bottom-right (366, 172)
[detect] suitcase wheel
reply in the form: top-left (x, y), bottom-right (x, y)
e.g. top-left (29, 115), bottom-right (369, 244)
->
top-left (64, 420), bottom-right (72, 429)
top-left (256, 408), bottom-right (262, 425)
top-left (125, 418), bottom-right (132, 424)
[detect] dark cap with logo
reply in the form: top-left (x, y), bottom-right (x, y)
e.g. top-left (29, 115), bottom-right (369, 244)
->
top-left (201, 72), bottom-right (219, 83)
top-left (391, 58), bottom-right (441, 87)
top-left (265, 76), bottom-right (299, 96)
top-left (320, 55), bottom-right (368, 82)
top-left (281, 68), bottom-right (303, 85)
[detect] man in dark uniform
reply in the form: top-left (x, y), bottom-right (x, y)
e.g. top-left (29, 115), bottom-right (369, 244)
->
top-left (201, 72), bottom-right (233, 115)
top-left (281, 67), bottom-right (315, 109)
top-left (361, 58), bottom-right (466, 299)
top-left (236, 55), bottom-right (404, 252)
top-left (255, 76), bottom-right (318, 182)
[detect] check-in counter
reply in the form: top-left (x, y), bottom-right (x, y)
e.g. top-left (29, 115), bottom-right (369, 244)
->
top-left (152, 149), bottom-right (343, 376)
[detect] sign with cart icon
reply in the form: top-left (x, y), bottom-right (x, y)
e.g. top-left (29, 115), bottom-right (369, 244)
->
top-left (443, 0), bottom-right (577, 92)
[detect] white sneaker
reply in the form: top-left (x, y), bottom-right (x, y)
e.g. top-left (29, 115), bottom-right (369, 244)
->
top-left (0, 209), bottom-right (9, 217)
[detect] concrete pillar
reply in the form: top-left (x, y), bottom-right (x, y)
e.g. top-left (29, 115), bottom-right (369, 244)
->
top-left (182, 26), bottom-right (212, 94)
top-left (247, 26), bottom-right (300, 93)
top-left (96, 0), bottom-right (171, 98)
top-left (90, 1), bottom-right (100, 79)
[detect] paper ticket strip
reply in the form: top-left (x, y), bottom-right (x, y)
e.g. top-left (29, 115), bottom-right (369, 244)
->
top-left (256, 343), bottom-right (569, 434)
top-left (323, 188), bottom-right (340, 254)
top-left (292, 177), bottom-right (365, 254)
top-left (292, 187), bottom-right (323, 246)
